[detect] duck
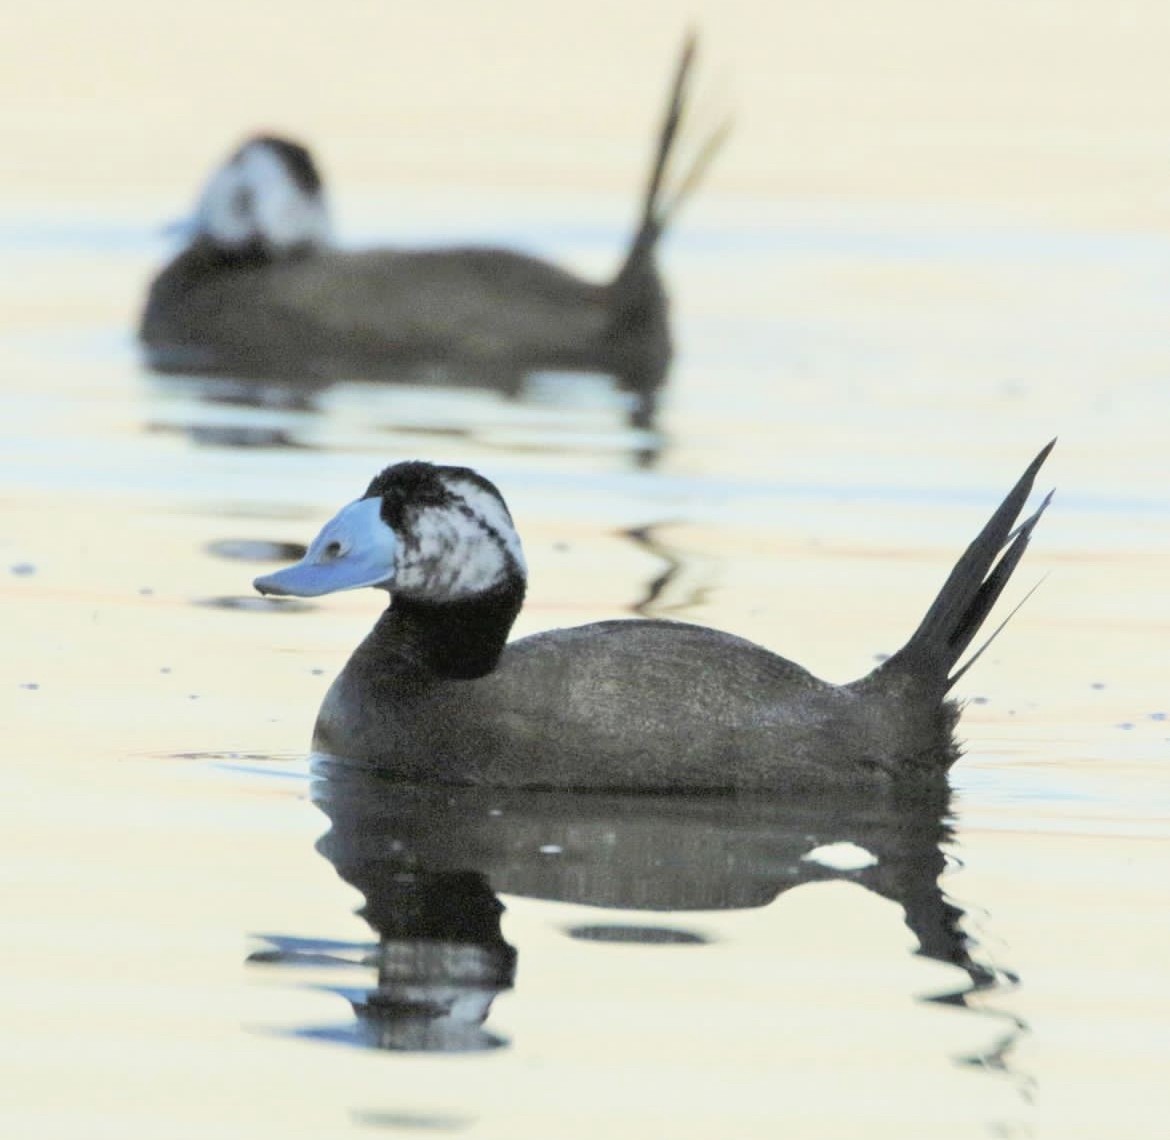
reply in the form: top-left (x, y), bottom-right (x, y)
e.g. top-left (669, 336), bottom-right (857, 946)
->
top-left (139, 36), bottom-right (725, 429)
top-left (253, 443), bottom-right (1054, 792)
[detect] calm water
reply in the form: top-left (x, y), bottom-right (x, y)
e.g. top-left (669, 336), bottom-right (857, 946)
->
top-left (2, 177), bottom-right (1169, 1139)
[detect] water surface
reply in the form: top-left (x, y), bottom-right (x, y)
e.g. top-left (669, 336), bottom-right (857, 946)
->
top-left (3, 8), bottom-right (1170, 1137)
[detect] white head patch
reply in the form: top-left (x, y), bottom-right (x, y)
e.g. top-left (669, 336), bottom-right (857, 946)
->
top-left (192, 138), bottom-right (332, 253)
top-left (391, 476), bottom-right (526, 602)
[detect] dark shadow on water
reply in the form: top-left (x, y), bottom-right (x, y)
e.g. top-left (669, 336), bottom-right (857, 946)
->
top-left (251, 756), bottom-right (1025, 1068)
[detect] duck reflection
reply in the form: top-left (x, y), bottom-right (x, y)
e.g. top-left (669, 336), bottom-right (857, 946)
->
top-left (144, 369), bottom-right (664, 467)
top-left (339, 871), bottom-right (515, 1052)
top-left (290, 755), bottom-right (1008, 1054)
top-left (622, 520), bottom-right (717, 617)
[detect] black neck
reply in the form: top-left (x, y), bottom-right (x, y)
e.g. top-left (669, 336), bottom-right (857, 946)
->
top-left (184, 237), bottom-right (271, 269)
top-left (182, 236), bottom-right (318, 273)
top-left (364, 575), bottom-right (526, 680)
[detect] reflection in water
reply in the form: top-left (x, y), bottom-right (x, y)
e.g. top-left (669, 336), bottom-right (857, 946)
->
top-left (144, 374), bottom-right (319, 450)
top-left (146, 419), bottom-right (309, 450)
top-left (194, 595), bottom-right (314, 614)
top-left (622, 521), bottom-right (716, 617)
top-left (147, 373), bottom-right (328, 412)
top-left (144, 294), bottom-right (667, 434)
top-left (145, 371), bottom-right (663, 465)
top-left (260, 757), bottom-right (1024, 1064)
top-left (206, 539), bottom-right (308, 562)
top-left (568, 924), bottom-right (709, 944)
top-left (345, 874), bottom-right (515, 1052)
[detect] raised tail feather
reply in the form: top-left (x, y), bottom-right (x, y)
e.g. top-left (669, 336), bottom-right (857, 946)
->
top-left (882, 441), bottom-right (1055, 690)
top-left (613, 33), bottom-right (730, 294)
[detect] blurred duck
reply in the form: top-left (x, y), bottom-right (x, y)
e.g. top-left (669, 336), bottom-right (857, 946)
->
top-left (254, 443), bottom-right (1054, 791)
top-left (139, 36), bottom-right (725, 427)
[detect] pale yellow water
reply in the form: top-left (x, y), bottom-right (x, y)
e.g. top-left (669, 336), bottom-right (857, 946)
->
top-left (1, 2), bottom-right (1169, 1137)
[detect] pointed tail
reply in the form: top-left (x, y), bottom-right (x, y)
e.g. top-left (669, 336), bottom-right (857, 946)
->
top-left (880, 442), bottom-right (1055, 691)
top-left (612, 33), bottom-right (730, 297)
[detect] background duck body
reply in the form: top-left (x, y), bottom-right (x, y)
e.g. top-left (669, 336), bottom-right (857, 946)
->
top-left (140, 37), bottom-right (719, 427)
top-left (141, 242), bottom-right (654, 393)
top-left (255, 447), bottom-right (1053, 793)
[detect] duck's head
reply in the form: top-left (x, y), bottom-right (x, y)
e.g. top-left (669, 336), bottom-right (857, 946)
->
top-left (186, 135), bottom-right (332, 258)
top-left (254, 461), bottom-right (527, 604)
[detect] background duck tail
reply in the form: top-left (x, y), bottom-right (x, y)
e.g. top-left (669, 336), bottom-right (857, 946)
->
top-left (605, 33), bottom-right (729, 424)
top-left (608, 30), bottom-right (725, 320)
